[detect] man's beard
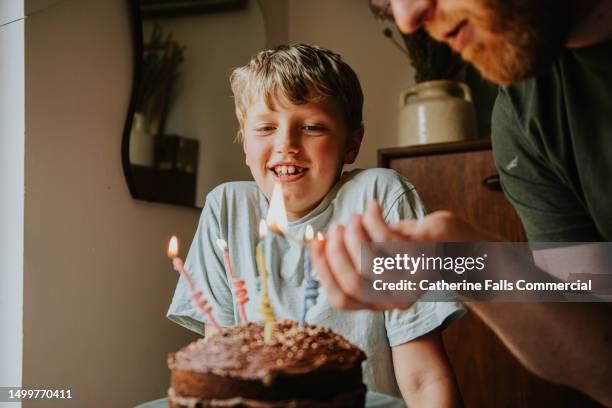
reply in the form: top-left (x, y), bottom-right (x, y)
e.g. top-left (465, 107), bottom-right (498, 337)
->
top-left (430, 0), bottom-right (573, 85)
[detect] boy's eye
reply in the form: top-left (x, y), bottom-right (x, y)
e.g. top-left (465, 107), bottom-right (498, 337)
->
top-left (303, 125), bottom-right (326, 133)
top-left (254, 126), bottom-right (275, 133)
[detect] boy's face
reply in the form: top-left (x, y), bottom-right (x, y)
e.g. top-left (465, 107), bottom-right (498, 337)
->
top-left (243, 95), bottom-right (363, 220)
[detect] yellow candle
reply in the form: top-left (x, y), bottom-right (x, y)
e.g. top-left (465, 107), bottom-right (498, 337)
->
top-left (256, 221), bottom-right (275, 344)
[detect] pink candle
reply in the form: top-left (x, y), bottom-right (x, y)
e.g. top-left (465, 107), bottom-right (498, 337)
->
top-left (216, 238), bottom-right (249, 323)
top-left (168, 236), bottom-right (220, 330)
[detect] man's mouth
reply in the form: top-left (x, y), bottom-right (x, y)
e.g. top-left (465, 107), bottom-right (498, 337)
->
top-left (445, 19), bottom-right (468, 39)
top-left (444, 19), bottom-right (472, 53)
top-left (269, 164), bottom-right (308, 181)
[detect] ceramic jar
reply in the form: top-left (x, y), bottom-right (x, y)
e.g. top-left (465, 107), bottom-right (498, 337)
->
top-left (129, 112), bottom-right (155, 167)
top-left (398, 80), bottom-right (478, 146)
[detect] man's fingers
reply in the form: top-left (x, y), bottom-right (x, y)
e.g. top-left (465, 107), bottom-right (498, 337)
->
top-left (312, 238), bottom-right (414, 312)
top-left (389, 219), bottom-right (427, 240)
top-left (363, 201), bottom-right (404, 242)
top-left (344, 214), bottom-right (371, 272)
top-left (311, 239), bottom-right (365, 310)
top-left (326, 225), bottom-right (363, 297)
top-left (380, 301), bottom-right (414, 310)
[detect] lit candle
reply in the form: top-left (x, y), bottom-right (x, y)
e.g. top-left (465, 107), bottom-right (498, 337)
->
top-left (300, 225), bottom-right (320, 326)
top-left (167, 236), bottom-right (221, 331)
top-left (266, 182), bottom-right (288, 231)
top-left (266, 182), bottom-right (307, 246)
top-left (255, 223), bottom-right (276, 343)
top-left (216, 238), bottom-right (248, 323)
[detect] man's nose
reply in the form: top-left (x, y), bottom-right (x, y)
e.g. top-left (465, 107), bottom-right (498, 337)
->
top-left (274, 127), bottom-right (300, 154)
top-left (391, 0), bottom-right (435, 34)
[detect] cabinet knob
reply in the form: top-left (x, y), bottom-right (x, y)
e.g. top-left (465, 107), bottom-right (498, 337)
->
top-left (482, 175), bottom-right (502, 191)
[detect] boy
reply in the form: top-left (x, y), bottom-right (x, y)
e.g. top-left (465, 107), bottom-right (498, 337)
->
top-left (168, 44), bottom-right (464, 406)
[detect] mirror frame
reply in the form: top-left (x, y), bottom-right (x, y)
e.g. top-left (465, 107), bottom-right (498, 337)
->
top-left (122, 0), bottom-right (144, 205)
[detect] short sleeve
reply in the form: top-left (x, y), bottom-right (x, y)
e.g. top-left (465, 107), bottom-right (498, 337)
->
top-left (384, 302), bottom-right (466, 347)
top-left (382, 186), bottom-right (427, 223)
top-left (492, 89), bottom-right (600, 242)
top-left (166, 193), bottom-right (236, 334)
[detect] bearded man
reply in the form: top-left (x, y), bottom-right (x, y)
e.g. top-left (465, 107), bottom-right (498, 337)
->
top-left (311, 0), bottom-right (612, 406)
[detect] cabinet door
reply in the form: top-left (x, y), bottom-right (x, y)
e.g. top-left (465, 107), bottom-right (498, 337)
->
top-left (383, 143), bottom-right (600, 407)
top-left (387, 147), bottom-right (525, 241)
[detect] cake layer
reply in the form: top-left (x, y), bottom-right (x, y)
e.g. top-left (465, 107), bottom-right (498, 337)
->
top-left (168, 385), bottom-right (367, 408)
top-left (170, 364), bottom-right (363, 401)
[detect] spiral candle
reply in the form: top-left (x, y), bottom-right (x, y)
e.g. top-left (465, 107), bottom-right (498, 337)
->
top-left (168, 241), bottom-right (221, 331)
top-left (254, 220), bottom-right (266, 295)
top-left (301, 271), bottom-right (320, 326)
top-left (217, 239), bottom-right (249, 322)
top-left (256, 222), bottom-right (276, 343)
top-left (300, 225), bottom-right (320, 326)
top-left (190, 287), bottom-right (219, 328)
top-left (257, 251), bottom-right (275, 343)
top-left (232, 278), bottom-right (249, 312)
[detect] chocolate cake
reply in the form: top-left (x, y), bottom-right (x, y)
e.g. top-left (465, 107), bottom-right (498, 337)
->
top-left (167, 320), bottom-right (367, 407)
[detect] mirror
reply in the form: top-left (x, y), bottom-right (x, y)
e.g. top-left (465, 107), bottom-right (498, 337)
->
top-left (123, 0), bottom-right (266, 208)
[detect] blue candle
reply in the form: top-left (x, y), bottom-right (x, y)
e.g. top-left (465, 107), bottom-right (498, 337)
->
top-left (301, 225), bottom-right (319, 326)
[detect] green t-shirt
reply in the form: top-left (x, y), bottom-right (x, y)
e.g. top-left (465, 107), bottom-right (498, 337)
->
top-left (492, 40), bottom-right (612, 242)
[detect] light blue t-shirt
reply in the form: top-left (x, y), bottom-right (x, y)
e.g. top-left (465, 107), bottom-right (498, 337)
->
top-left (167, 168), bottom-right (465, 398)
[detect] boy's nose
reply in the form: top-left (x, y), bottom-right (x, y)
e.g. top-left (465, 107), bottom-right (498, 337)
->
top-left (274, 128), bottom-right (301, 154)
top-left (391, 0), bottom-right (435, 34)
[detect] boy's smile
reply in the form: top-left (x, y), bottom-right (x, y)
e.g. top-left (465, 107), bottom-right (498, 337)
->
top-left (243, 96), bottom-right (362, 220)
top-left (269, 161), bottom-right (308, 182)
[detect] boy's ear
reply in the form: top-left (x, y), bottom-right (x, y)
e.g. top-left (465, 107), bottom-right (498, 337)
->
top-left (241, 131), bottom-right (250, 167)
top-left (343, 126), bottom-right (364, 165)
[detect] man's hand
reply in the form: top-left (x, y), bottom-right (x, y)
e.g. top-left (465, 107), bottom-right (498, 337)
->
top-left (388, 210), bottom-right (501, 242)
top-left (311, 201), bottom-right (500, 311)
top-left (311, 201), bottom-right (415, 310)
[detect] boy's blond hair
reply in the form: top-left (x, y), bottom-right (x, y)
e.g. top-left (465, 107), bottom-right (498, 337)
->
top-left (230, 43), bottom-right (364, 141)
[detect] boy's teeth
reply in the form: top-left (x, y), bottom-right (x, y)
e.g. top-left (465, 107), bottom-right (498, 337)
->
top-left (274, 165), bottom-right (303, 176)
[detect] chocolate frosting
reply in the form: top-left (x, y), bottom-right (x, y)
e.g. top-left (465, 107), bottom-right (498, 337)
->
top-left (168, 321), bottom-right (366, 384)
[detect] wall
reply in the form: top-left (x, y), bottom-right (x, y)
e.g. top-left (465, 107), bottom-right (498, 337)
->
top-left (259, 0), bottom-right (288, 48)
top-left (23, 0), bottom-right (198, 406)
top-left (0, 2), bottom-right (24, 407)
top-left (288, 0), bottom-right (416, 169)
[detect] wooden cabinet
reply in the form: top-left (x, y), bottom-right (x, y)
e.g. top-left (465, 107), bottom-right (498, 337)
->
top-left (379, 139), bottom-right (525, 241)
top-left (379, 140), bottom-right (600, 407)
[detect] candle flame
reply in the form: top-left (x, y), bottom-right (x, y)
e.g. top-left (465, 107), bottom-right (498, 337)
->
top-left (216, 238), bottom-right (228, 251)
top-left (266, 182), bottom-right (288, 232)
top-left (305, 225), bottom-right (314, 241)
top-left (259, 220), bottom-right (268, 239)
top-left (317, 232), bottom-right (325, 241)
top-left (167, 236), bottom-right (179, 258)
